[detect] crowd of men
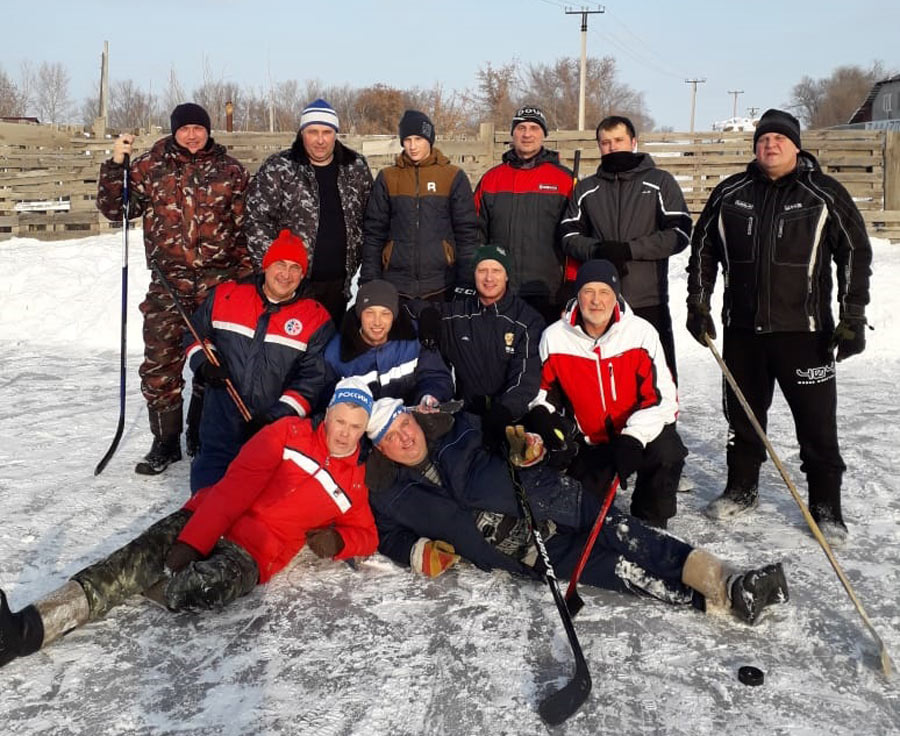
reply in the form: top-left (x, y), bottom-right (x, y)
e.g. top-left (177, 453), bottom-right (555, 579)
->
top-left (0, 99), bottom-right (872, 670)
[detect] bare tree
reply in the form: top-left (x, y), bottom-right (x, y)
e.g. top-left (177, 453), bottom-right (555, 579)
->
top-left (192, 60), bottom-right (242, 131)
top-left (0, 66), bottom-right (25, 117)
top-left (34, 61), bottom-right (72, 123)
top-left (407, 83), bottom-right (473, 136)
top-left (789, 61), bottom-right (891, 128)
top-left (473, 61), bottom-right (521, 127)
top-left (106, 80), bottom-right (157, 131)
top-left (162, 66), bottom-right (187, 116)
top-left (353, 84), bottom-right (410, 135)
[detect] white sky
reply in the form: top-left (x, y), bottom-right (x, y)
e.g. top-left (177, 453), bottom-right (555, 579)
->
top-left (4, 0), bottom-right (899, 130)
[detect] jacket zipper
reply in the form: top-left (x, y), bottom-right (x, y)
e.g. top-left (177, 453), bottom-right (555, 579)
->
top-left (415, 165), bottom-right (421, 283)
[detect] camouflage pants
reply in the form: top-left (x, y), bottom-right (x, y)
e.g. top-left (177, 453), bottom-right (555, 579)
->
top-left (72, 510), bottom-right (258, 619)
top-left (139, 268), bottom-right (242, 412)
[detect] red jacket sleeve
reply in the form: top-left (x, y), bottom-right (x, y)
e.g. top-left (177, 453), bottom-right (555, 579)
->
top-left (332, 464), bottom-right (378, 559)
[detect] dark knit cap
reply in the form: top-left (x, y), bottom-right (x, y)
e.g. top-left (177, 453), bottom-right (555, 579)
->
top-left (398, 109), bottom-right (435, 146)
top-left (511, 105), bottom-right (548, 136)
top-left (355, 279), bottom-right (399, 319)
top-left (170, 103), bottom-right (211, 135)
top-left (473, 244), bottom-right (510, 275)
top-left (574, 259), bottom-right (621, 298)
top-left (753, 108), bottom-right (801, 150)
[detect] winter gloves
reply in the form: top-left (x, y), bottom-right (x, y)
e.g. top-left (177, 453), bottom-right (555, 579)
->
top-left (198, 354), bottom-right (232, 388)
top-left (306, 528), bottom-right (346, 559)
top-left (686, 302), bottom-right (717, 346)
top-left (410, 538), bottom-right (460, 578)
top-left (416, 306), bottom-right (442, 352)
top-left (613, 435), bottom-right (644, 490)
top-left (525, 405), bottom-right (578, 469)
top-left (505, 425), bottom-right (546, 467)
top-left (165, 541), bottom-right (202, 575)
top-left (593, 240), bottom-right (631, 276)
top-left (830, 317), bottom-right (867, 362)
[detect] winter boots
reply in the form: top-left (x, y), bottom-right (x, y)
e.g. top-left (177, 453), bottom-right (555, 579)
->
top-left (136, 407), bottom-right (183, 475)
top-left (705, 461), bottom-right (760, 520)
top-left (681, 549), bottom-right (789, 625)
top-left (808, 471), bottom-right (849, 547)
top-left (0, 581), bottom-right (90, 669)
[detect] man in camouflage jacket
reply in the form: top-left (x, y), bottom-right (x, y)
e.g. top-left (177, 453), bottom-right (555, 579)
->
top-left (97, 103), bottom-right (252, 475)
top-left (244, 99), bottom-right (373, 325)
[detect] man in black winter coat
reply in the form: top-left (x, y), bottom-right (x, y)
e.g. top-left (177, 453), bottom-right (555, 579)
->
top-left (363, 398), bottom-right (789, 626)
top-left (560, 115), bottom-right (691, 382)
top-left (422, 244), bottom-right (545, 449)
top-left (686, 108), bottom-right (872, 546)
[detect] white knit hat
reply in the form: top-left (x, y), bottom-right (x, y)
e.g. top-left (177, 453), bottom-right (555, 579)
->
top-left (300, 98), bottom-right (339, 132)
top-left (328, 376), bottom-right (374, 415)
top-left (366, 397), bottom-right (406, 445)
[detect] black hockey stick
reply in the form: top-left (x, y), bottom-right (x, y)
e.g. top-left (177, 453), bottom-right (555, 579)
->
top-left (95, 154), bottom-right (130, 475)
top-left (508, 461), bottom-right (591, 724)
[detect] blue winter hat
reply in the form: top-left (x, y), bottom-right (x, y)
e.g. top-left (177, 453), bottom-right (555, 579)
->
top-left (300, 98), bottom-right (339, 132)
top-left (367, 397), bottom-right (407, 446)
top-left (328, 376), bottom-right (374, 415)
top-left (574, 259), bottom-right (621, 298)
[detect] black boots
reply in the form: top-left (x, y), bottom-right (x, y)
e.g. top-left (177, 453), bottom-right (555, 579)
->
top-left (136, 407), bottom-right (183, 475)
top-left (705, 461), bottom-right (760, 520)
top-left (0, 589), bottom-right (44, 668)
top-left (729, 563), bottom-right (789, 625)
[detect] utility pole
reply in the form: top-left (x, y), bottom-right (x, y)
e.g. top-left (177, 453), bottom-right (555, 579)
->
top-left (565, 6), bottom-right (605, 131)
top-left (685, 78), bottom-right (706, 133)
top-left (747, 106), bottom-right (760, 119)
top-left (94, 41), bottom-right (109, 137)
top-left (728, 89), bottom-right (744, 119)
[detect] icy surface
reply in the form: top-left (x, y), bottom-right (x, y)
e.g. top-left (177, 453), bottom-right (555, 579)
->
top-left (1, 234), bottom-right (898, 735)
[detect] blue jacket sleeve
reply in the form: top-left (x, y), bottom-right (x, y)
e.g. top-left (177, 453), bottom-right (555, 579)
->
top-left (412, 345), bottom-right (455, 403)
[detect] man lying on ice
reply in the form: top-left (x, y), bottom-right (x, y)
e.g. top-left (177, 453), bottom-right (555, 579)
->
top-left (363, 396), bottom-right (789, 624)
top-left (0, 377), bottom-right (377, 669)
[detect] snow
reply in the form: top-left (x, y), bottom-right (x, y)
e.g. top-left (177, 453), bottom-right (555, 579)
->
top-left (1, 233), bottom-right (899, 735)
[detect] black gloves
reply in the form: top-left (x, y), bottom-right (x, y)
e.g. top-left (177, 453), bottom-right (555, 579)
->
top-left (165, 541), bottom-right (202, 575)
top-left (306, 528), bottom-right (345, 559)
top-left (525, 405), bottom-right (578, 470)
top-left (594, 241), bottom-right (631, 276)
top-left (481, 401), bottom-right (514, 452)
top-left (830, 317), bottom-right (867, 362)
top-left (686, 302), bottom-right (717, 346)
top-left (417, 306), bottom-right (442, 352)
top-left (613, 435), bottom-right (644, 490)
top-left (198, 355), bottom-right (231, 388)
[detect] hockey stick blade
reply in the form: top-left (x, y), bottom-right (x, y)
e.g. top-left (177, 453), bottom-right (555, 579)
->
top-left (566, 591), bottom-right (585, 617)
top-left (539, 654), bottom-right (592, 725)
top-left (94, 416), bottom-right (125, 475)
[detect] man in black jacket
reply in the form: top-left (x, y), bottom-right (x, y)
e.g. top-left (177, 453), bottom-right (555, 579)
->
top-left (427, 245), bottom-right (545, 449)
top-left (686, 108), bottom-right (872, 546)
top-left (474, 106), bottom-right (574, 323)
top-left (560, 116), bottom-right (691, 382)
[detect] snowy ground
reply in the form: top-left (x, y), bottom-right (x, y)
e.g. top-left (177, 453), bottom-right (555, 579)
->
top-left (0, 233), bottom-right (898, 735)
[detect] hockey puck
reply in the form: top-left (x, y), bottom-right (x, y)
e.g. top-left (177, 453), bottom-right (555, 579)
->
top-left (738, 666), bottom-right (765, 686)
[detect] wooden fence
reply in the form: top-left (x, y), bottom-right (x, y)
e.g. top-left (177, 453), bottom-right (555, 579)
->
top-left (1, 121), bottom-right (899, 241)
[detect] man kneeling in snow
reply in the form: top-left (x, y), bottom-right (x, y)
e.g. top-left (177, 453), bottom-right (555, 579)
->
top-left (364, 397), bottom-right (788, 624)
top-left (0, 378), bottom-right (377, 670)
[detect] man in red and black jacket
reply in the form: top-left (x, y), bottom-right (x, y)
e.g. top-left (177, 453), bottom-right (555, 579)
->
top-left (186, 229), bottom-right (335, 492)
top-left (474, 106), bottom-right (573, 323)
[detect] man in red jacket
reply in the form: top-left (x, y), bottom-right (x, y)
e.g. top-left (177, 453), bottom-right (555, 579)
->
top-left (0, 378), bottom-right (377, 670)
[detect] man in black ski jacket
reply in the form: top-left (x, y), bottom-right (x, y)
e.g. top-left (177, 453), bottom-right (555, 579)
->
top-left (560, 115), bottom-right (691, 382)
top-left (686, 108), bottom-right (872, 546)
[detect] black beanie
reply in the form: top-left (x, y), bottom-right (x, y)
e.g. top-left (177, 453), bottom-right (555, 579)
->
top-left (753, 108), bottom-right (801, 150)
top-left (511, 105), bottom-right (548, 136)
top-left (398, 110), bottom-right (435, 146)
top-left (355, 279), bottom-right (399, 319)
top-left (170, 103), bottom-right (211, 135)
top-left (574, 259), bottom-right (621, 298)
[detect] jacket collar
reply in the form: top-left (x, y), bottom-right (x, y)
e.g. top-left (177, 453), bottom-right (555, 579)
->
top-left (394, 147), bottom-right (449, 169)
top-left (501, 146), bottom-right (559, 168)
top-left (288, 136), bottom-right (359, 167)
top-left (337, 306), bottom-right (417, 362)
top-left (562, 297), bottom-right (626, 344)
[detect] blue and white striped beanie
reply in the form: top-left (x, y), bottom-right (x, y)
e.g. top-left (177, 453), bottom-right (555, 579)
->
top-left (367, 397), bottom-right (407, 446)
top-left (328, 376), bottom-right (373, 415)
top-left (300, 98), bottom-right (339, 132)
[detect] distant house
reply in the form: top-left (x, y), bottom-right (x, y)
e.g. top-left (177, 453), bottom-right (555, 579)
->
top-left (846, 75), bottom-right (900, 131)
top-left (0, 116), bottom-right (40, 124)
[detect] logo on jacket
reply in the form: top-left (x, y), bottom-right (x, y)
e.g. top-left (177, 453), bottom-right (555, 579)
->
top-left (735, 199), bottom-right (754, 210)
top-left (784, 202), bottom-right (803, 211)
top-left (504, 332), bottom-right (515, 354)
top-left (427, 181), bottom-right (437, 193)
top-left (795, 364), bottom-right (835, 385)
top-left (284, 318), bottom-right (303, 336)
top-left (538, 184), bottom-right (559, 192)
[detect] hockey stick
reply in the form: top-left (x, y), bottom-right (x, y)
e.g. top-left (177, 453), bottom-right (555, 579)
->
top-left (149, 261), bottom-right (252, 422)
top-left (564, 475), bottom-right (620, 617)
top-left (508, 461), bottom-right (592, 724)
top-left (95, 154), bottom-right (131, 475)
top-left (705, 334), bottom-right (893, 677)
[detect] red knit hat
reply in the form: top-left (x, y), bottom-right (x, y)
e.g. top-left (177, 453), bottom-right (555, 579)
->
top-left (262, 229), bottom-right (308, 274)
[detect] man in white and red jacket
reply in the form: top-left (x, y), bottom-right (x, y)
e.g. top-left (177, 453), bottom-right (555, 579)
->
top-left (528, 259), bottom-right (687, 528)
top-left (0, 378), bottom-right (377, 670)
top-left (187, 228), bottom-right (335, 493)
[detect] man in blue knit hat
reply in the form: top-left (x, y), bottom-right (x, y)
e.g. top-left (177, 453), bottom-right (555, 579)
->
top-left (246, 98), bottom-right (374, 324)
